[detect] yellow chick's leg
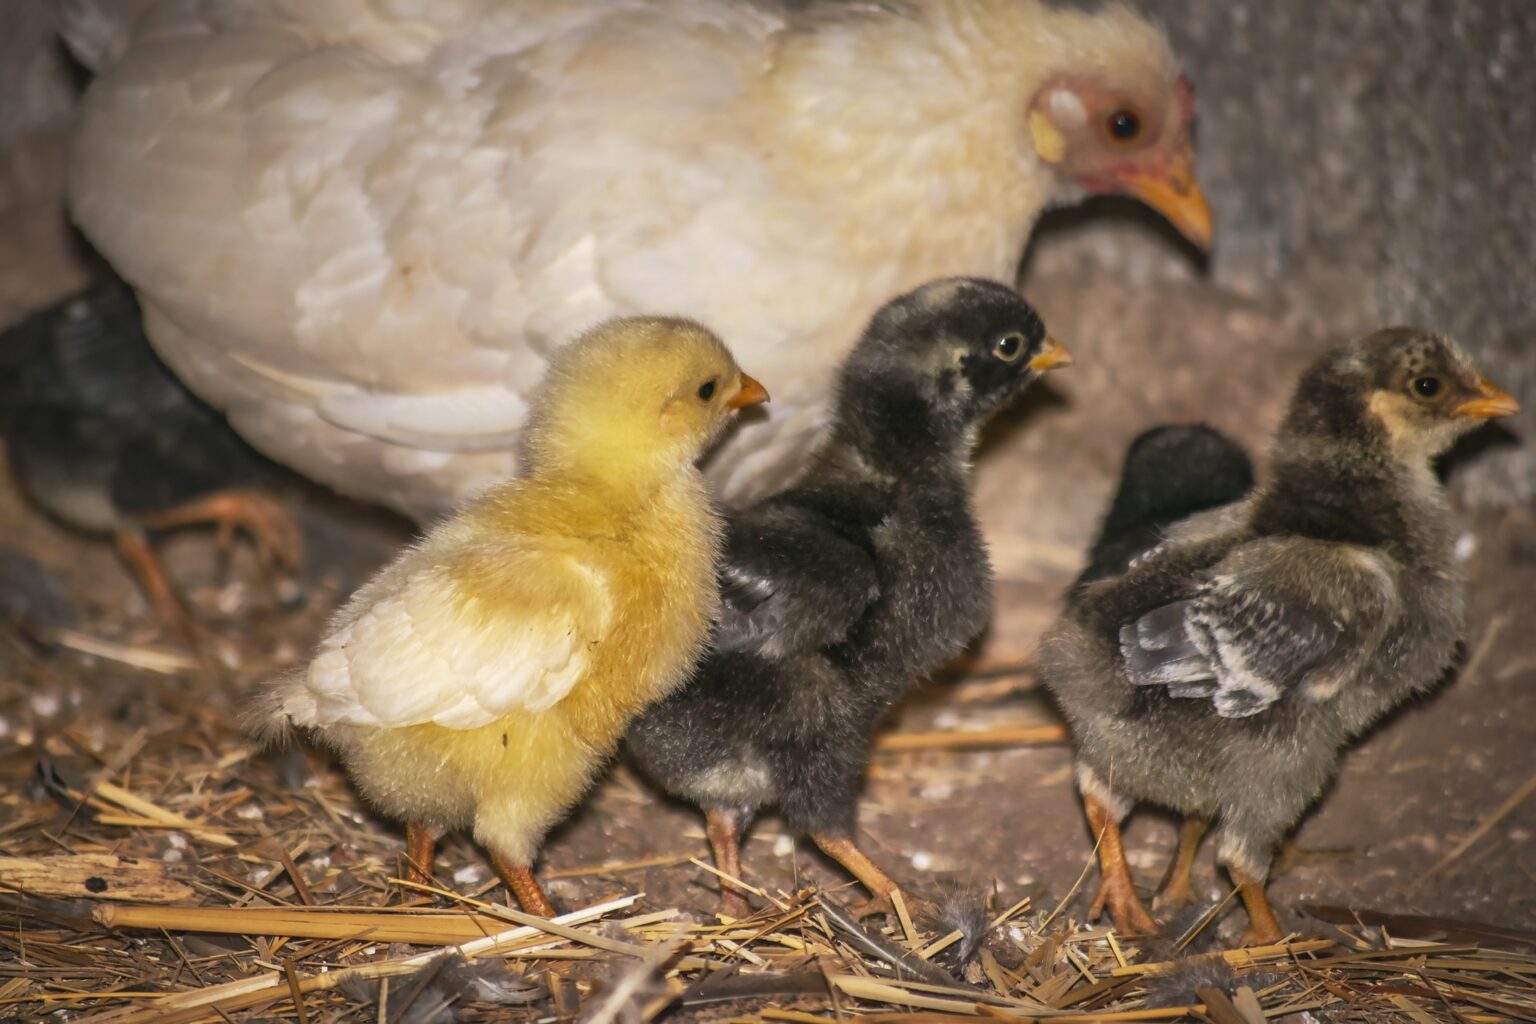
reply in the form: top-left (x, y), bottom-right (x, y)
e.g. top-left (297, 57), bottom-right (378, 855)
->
top-left (1230, 867), bottom-right (1283, 946)
top-left (1155, 816), bottom-right (1209, 910)
top-left (404, 822), bottom-right (444, 888)
top-left (488, 851), bottom-right (557, 917)
top-left (1083, 794), bottom-right (1159, 936)
top-left (704, 807), bottom-right (752, 918)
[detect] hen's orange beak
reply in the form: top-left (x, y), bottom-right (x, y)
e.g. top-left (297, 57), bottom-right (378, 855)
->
top-left (1027, 336), bottom-right (1072, 372)
top-left (728, 373), bottom-right (770, 409)
top-left (1119, 151), bottom-right (1213, 251)
top-left (1453, 377), bottom-right (1520, 420)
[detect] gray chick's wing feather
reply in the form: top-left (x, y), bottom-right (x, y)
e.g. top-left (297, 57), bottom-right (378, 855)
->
top-left (713, 503), bottom-right (881, 658)
top-left (1120, 539), bottom-right (1399, 718)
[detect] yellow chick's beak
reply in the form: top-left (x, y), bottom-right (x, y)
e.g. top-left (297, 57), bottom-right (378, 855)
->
top-left (728, 373), bottom-right (770, 409)
top-left (1453, 377), bottom-right (1521, 420)
top-left (1120, 154), bottom-right (1214, 251)
top-left (1027, 336), bottom-right (1073, 373)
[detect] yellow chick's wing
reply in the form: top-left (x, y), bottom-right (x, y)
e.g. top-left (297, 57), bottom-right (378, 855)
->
top-left (285, 540), bottom-right (611, 731)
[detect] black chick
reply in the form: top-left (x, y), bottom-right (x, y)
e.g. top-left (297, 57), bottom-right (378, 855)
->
top-left (1041, 328), bottom-right (1519, 944)
top-left (628, 278), bottom-right (1071, 917)
top-left (0, 277), bottom-right (302, 649)
top-left (1072, 424), bottom-right (1254, 597)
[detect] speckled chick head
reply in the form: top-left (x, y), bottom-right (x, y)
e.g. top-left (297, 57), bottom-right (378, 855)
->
top-left (1287, 327), bottom-right (1519, 463)
top-left (522, 317), bottom-right (766, 478)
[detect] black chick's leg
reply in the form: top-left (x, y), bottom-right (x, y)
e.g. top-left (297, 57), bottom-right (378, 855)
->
top-left (1156, 816), bottom-right (1208, 910)
top-left (489, 850), bottom-right (557, 918)
top-left (134, 488), bottom-right (303, 585)
top-left (705, 806), bottom-right (753, 918)
top-left (810, 832), bottom-right (900, 909)
top-left (1083, 793), bottom-right (1158, 936)
top-left (404, 821), bottom-right (442, 889)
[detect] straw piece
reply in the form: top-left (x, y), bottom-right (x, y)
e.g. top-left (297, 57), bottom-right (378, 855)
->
top-left (0, 854), bottom-right (195, 903)
top-left (874, 726), bottom-right (1066, 752)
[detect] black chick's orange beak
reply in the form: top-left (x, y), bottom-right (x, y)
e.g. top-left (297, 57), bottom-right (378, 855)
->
top-left (1119, 151), bottom-right (1213, 251)
top-left (1453, 376), bottom-right (1520, 420)
top-left (1027, 336), bottom-right (1073, 373)
top-left (728, 373), bottom-right (770, 409)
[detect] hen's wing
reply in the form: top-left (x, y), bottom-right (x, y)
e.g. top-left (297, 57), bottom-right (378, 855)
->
top-left (1119, 538), bottom-right (1400, 718)
top-left (712, 500), bottom-right (881, 659)
top-left (282, 540), bottom-right (611, 730)
top-left (61, 0), bottom-right (820, 518)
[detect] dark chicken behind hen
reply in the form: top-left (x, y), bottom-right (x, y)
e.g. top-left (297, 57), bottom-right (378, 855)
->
top-left (0, 277), bottom-right (302, 649)
top-left (628, 278), bottom-right (1070, 917)
top-left (1041, 328), bottom-right (1519, 944)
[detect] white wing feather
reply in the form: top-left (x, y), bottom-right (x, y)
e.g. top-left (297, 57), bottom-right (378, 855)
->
top-left (285, 547), bottom-right (610, 730)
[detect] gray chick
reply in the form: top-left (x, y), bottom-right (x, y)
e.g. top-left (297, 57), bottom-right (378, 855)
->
top-left (1040, 328), bottom-right (1518, 944)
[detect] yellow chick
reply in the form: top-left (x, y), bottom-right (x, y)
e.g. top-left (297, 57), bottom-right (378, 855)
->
top-left (254, 317), bottom-right (767, 915)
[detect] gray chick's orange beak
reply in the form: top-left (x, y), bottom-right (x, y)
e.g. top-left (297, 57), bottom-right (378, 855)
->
top-left (1027, 336), bottom-right (1073, 373)
top-left (1453, 376), bottom-right (1520, 420)
top-left (1119, 153), bottom-right (1214, 251)
top-left (728, 373), bottom-right (770, 409)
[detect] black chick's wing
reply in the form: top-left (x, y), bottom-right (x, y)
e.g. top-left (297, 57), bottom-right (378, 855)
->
top-left (712, 499), bottom-right (881, 659)
top-left (1119, 537), bottom-right (1400, 718)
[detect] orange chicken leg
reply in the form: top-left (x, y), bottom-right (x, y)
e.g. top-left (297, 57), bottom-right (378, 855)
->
top-left (1231, 866), bottom-right (1283, 945)
top-left (705, 807), bottom-right (752, 917)
top-left (1156, 817), bottom-right (1208, 909)
top-left (490, 851), bottom-right (557, 918)
top-left (1084, 794), bottom-right (1158, 936)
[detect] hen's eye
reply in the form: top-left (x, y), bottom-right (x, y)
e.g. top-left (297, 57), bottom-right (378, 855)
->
top-left (1106, 109), bottom-right (1141, 142)
top-left (697, 379), bottom-right (718, 402)
top-left (994, 332), bottom-right (1025, 361)
top-left (1411, 376), bottom-right (1441, 399)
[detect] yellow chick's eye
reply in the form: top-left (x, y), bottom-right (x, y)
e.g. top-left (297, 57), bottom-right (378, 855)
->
top-left (1410, 375), bottom-right (1441, 399)
top-left (994, 332), bottom-right (1025, 361)
top-left (697, 378), bottom-right (718, 402)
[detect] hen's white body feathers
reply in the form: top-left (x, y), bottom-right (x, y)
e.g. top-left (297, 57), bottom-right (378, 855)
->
top-left (64, 0), bottom-right (1151, 516)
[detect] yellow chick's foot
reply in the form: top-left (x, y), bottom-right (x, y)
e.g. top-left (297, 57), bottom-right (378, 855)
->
top-left (404, 821), bottom-right (445, 889)
top-left (490, 851), bottom-right (557, 918)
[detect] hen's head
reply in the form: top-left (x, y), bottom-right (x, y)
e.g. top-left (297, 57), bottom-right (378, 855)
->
top-left (1023, 4), bottom-right (1212, 248)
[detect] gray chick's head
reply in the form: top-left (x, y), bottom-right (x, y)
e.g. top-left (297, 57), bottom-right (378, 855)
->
top-left (835, 277), bottom-right (1068, 449)
top-left (1292, 327), bottom-right (1519, 463)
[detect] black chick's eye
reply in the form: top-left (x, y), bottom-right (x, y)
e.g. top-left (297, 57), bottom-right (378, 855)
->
top-left (697, 379), bottom-right (718, 402)
top-left (1411, 375), bottom-right (1441, 399)
top-left (993, 332), bottom-right (1025, 362)
top-left (1106, 109), bottom-right (1141, 142)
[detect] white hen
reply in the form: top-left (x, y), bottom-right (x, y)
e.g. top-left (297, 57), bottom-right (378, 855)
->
top-left (63, 0), bottom-right (1210, 519)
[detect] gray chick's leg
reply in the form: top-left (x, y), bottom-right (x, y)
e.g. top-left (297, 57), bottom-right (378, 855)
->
top-left (1156, 816), bottom-right (1209, 910)
top-left (1215, 821), bottom-right (1284, 945)
top-left (1078, 768), bottom-right (1158, 936)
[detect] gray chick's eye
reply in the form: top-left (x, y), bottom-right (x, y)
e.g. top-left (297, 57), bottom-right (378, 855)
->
top-left (1411, 375), bottom-right (1441, 399)
top-left (697, 378), bottom-right (718, 402)
top-left (993, 332), bottom-right (1025, 361)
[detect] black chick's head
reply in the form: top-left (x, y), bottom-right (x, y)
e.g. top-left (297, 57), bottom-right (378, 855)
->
top-left (1289, 327), bottom-right (1520, 464)
top-left (834, 278), bottom-right (1068, 456)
